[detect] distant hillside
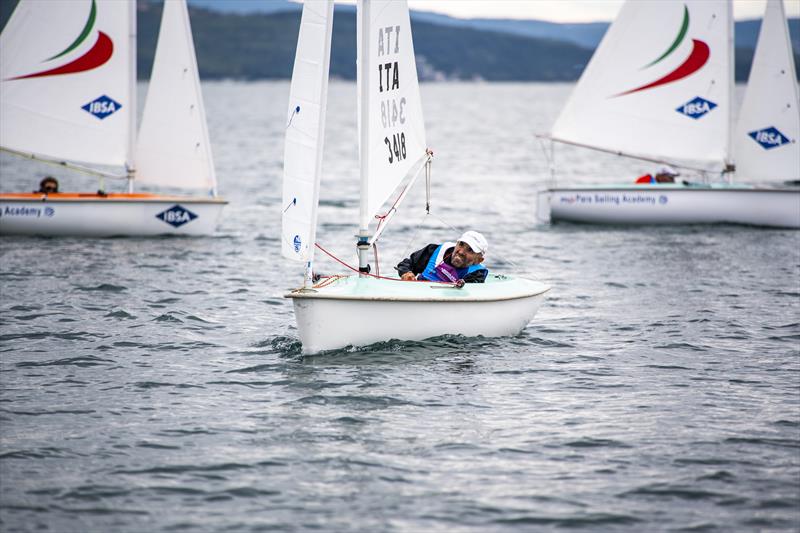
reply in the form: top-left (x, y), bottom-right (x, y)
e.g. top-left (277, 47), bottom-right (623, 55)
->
top-left (1, 0), bottom-right (798, 82)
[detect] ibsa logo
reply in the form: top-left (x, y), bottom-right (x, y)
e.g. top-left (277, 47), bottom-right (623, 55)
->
top-left (748, 127), bottom-right (790, 150)
top-left (659, 195), bottom-right (669, 205)
top-left (82, 95), bottom-right (122, 120)
top-left (559, 196), bottom-right (576, 204)
top-left (156, 205), bottom-right (198, 228)
top-left (293, 235), bottom-right (302, 253)
top-left (676, 97), bottom-right (717, 119)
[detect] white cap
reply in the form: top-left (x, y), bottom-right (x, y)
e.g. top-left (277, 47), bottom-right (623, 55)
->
top-left (658, 165), bottom-right (679, 177)
top-left (458, 230), bottom-right (488, 255)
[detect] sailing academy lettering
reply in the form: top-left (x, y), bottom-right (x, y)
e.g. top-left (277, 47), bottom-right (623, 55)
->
top-left (558, 193), bottom-right (668, 206)
top-left (377, 24), bottom-right (406, 165)
top-left (1, 206), bottom-right (54, 218)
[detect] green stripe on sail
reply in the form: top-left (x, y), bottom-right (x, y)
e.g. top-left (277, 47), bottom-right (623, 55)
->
top-left (47, 0), bottom-right (97, 61)
top-left (643, 5), bottom-right (689, 69)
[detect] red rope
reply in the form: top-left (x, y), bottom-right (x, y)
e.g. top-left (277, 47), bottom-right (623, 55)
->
top-left (314, 242), bottom-right (453, 285)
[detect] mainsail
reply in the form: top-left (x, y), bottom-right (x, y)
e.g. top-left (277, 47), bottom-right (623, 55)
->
top-left (0, 0), bottom-right (132, 167)
top-left (734, 0), bottom-right (800, 182)
top-left (550, 0), bottom-right (732, 170)
top-left (136, 0), bottom-right (217, 192)
top-left (358, 0), bottom-right (427, 230)
top-left (281, 0), bottom-right (334, 264)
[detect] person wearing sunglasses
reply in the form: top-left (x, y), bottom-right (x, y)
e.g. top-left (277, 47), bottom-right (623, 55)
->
top-left (37, 176), bottom-right (59, 194)
top-left (397, 230), bottom-right (489, 285)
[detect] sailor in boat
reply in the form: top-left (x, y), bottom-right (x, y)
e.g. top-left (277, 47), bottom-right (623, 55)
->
top-left (635, 166), bottom-right (679, 184)
top-left (36, 176), bottom-right (59, 194)
top-left (397, 230), bottom-right (489, 287)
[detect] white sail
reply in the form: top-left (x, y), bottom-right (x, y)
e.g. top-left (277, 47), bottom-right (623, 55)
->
top-left (551, 0), bottom-right (732, 169)
top-left (0, 0), bottom-right (132, 167)
top-left (358, 0), bottom-right (427, 229)
top-left (734, 0), bottom-right (800, 182)
top-left (281, 0), bottom-right (334, 263)
top-left (135, 0), bottom-right (216, 192)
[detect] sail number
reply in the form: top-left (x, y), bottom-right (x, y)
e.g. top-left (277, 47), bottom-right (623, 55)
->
top-left (380, 97), bottom-right (406, 128)
top-left (384, 132), bottom-right (406, 164)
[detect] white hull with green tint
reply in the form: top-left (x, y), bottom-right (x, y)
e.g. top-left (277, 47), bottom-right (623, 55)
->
top-left (286, 275), bottom-right (550, 354)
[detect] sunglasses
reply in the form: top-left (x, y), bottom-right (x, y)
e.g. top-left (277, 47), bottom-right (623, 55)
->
top-left (42, 185), bottom-right (57, 193)
top-left (456, 241), bottom-right (476, 254)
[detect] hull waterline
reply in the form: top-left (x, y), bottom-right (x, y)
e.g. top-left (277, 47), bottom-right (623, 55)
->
top-left (286, 275), bottom-right (550, 354)
top-left (0, 193), bottom-right (227, 237)
top-left (543, 185), bottom-right (800, 228)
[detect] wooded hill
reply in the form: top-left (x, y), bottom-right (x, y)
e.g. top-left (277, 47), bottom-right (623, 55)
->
top-left (1, 0), bottom-right (797, 82)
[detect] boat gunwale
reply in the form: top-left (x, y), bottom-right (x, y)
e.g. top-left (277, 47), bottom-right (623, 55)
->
top-left (547, 186), bottom-right (800, 194)
top-left (284, 285), bottom-right (551, 303)
top-left (0, 193), bottom-right (228, 204)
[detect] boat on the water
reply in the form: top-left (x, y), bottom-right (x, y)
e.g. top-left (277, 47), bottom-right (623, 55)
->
top-left (537, 0), bottom-right (800, 228)
top-left (282, 0), bottom-right (550, 354)
top-left (0, 0), bottom-right (226, 237)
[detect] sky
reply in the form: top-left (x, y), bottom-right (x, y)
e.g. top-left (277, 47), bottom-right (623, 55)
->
top-left (397, 0), bottom-right (800, 23)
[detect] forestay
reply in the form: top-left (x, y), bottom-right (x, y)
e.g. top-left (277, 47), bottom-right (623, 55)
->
top-left (136, 0), bottom-right (217, 192)
top-left (281, 0), bottom-right (334, 263)
top-left (358, 0), bottom-right (427, 230)
top-left (0, 0), bottom-right (132, 167)
top-left (551, 0), bottom-right (732, 170)
top-left (734, 0), bottom-right (800, 182)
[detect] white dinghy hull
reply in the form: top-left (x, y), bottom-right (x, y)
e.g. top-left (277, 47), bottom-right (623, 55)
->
top-left (0, 195), bottom-right (227, 237)
top-left (545, 185), bottom-right (800, 228)
top-left (287, 275), bottom-right (550, 354)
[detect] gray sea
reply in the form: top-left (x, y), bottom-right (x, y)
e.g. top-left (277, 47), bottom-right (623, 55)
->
top-left (1, 82), bottom-right (799, 532)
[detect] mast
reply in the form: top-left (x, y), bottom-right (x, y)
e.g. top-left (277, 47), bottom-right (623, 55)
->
top-left (305, 0), bottom-right (334, 286)
top-left (126, 0), bottom-right (137, 193)
top-left (725, 0), bottom-right (734, 183)
top-left (356, 0), bottom-right (372, 275)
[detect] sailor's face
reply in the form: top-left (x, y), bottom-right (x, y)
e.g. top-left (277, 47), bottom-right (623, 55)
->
top-left (452, 241), bottom-right (481, 268)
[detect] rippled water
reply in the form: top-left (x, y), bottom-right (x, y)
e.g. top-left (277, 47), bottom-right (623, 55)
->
top-left (1, 82), bottom-right (799, 531)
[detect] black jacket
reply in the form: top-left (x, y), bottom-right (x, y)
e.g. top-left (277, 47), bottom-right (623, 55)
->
top-left (396, 243), bottom-right (488, 283)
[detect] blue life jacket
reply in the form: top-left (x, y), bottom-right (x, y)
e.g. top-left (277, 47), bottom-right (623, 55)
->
top-left (418, 243), bottom-right (487, 282)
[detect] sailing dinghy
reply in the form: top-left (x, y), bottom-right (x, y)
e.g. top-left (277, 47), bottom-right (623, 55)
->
top-left (538, 0), bottom-right (800, 228)
top-left (0, 0), bottom-right (226, 237)
top-left (282, 0), bottom-right (550, 354)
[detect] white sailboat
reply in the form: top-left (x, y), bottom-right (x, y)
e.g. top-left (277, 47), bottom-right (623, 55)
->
top-left (282, 0), bottom-right (550, 354)
top-left (0, 0), bottom-right (226, 237)
top-left (538, 0), bottom-right (800, 228)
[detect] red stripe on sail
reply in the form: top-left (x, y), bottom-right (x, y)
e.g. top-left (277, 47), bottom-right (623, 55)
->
top-left (615, 39), bottom-right (710, 97)
top-left (8, 32), bottom-right (113, 81)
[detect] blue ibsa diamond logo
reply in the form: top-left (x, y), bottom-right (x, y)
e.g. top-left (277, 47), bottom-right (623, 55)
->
top-left (82, 95), bottom-right (122, 120)
top-left (156, 205), bottom-right (198, 228)
top-left (748, 127), bottom-right (790, 150)
top-left (676, 97), bottom-right (717, 120)
top-left (293, 235), bottom-right (302, 253)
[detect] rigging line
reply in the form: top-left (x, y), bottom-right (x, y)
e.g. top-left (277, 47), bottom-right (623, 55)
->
top-left (533, 133), bottom-right (729, 176)
top-left (427, 212), bottom-right (521, 271)
top-left (396, 211), bottom-right (431, 268)
top-left (314, 242), bottom-right (456, 286)
top-left (0, 146), bottom-right (128, 180)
